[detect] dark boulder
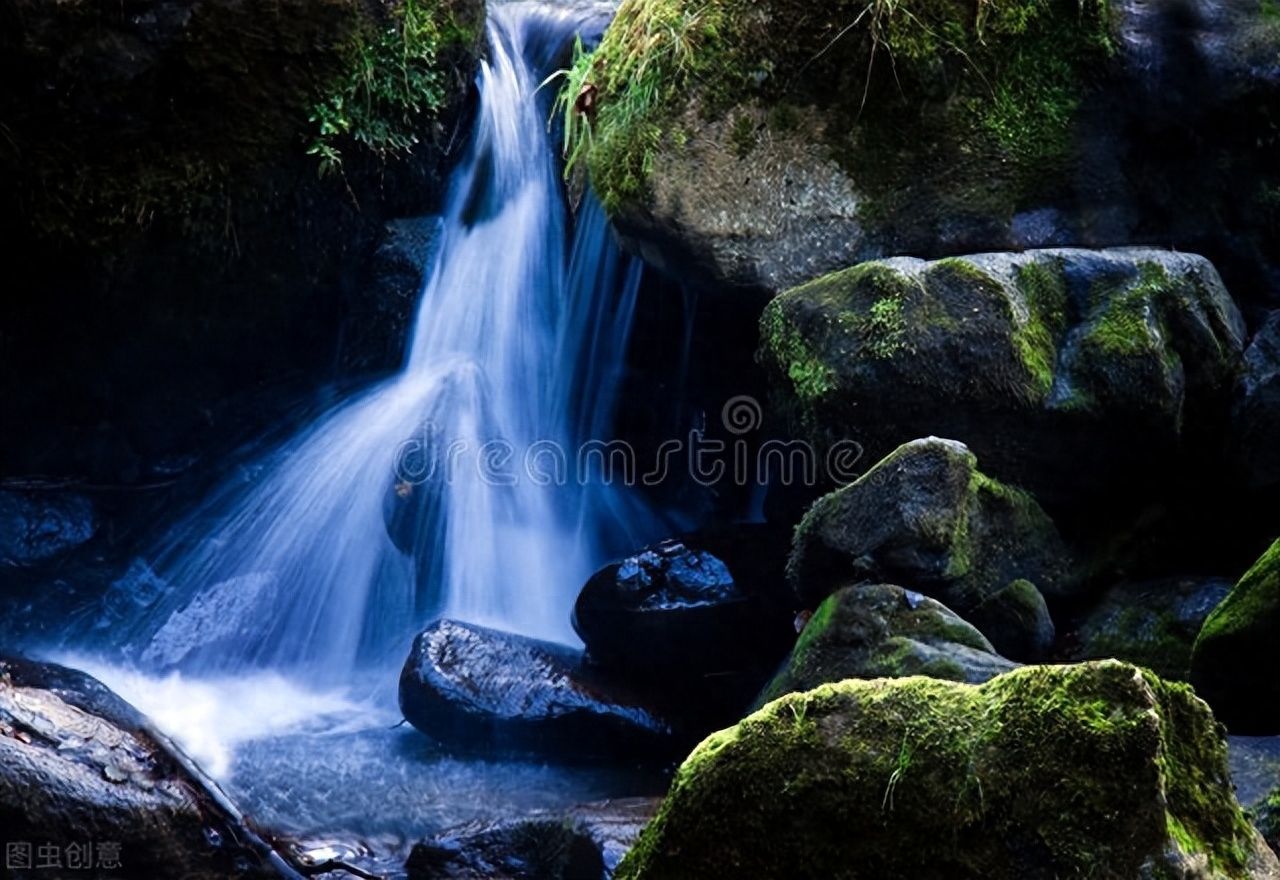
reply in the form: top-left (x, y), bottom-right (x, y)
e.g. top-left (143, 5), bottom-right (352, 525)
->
top-left (965, 578), bottom-right (1056, 663)
top-left (1232, 312), bottom-right (1280, 490)
top-left (755, 583), bottom-right (1018, 709)
top-left (1191, 539), bottom-right (1280, 734)
top-left (0, 490), bottom-right (97, 566)
top-left (398, 620), bottom-right (677, 760)
top-left (0, 655), bottom-right (301, 880)
top-left (406, 799), bottom-right (661, 880)
top-left (1072, 575), bottom-right (1234, 681)
top-left (788, 438), bottom-right (1073, 649)
top-left (572, 538), bottom-right (792, 679)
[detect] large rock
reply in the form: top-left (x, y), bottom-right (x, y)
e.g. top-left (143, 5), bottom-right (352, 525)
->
top-left (0, 490), bottom-right (97, 566)
top-left (1073, 575), bottom-right (1234, 681)
top-left (755, 584), bottom-right (1018, 709)
top-left (399, 620), bottom-right (678, 759)
top-left (1191, 539), bottom-right (1280, 734)
top-left (1232, 312), bottom-right (1280, 490)
top-left (0, 656), bottom-right (299, 880)
top-left (570, 0), bottom-right (1280, 301)
top-left (572, 538), bottom-right (793, 680)
top-left (406, 798), bottom-right (661, 880)
top-left (788, 437), bottom-right (1071, 658)
top-left (617, 661), bottom-right (1280, 880)
top-left (760, 249), bottom-right (1247, 502)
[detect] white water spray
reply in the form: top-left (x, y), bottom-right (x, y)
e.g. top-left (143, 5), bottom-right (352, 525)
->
top-left (102, 2), bottom-right (654, 684)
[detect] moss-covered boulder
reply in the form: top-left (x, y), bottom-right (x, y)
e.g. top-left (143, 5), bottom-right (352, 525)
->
top-left (965, 577), bottom-right (1056, 662)
top-left (559, 0), bottom-right (1115, 290)
top-left (1074, 576), bottom-right (1234, 681)
top-left (1232, 312), bottom-right (1280, 490)
top-left (789, 437), bottom-right (1071, 658)
top-left (755, 583), bottom-right (1017, 708)
top-left (617, 661), bottom-right (1280, 880)
top-left (761, 248), bottom-right (1247, 503)
top-left (1191, 539), bottom-right (1280, 734)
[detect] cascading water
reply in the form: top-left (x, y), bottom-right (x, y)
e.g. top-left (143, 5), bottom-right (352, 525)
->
top-left (91, 1), bottom-right (657, 687)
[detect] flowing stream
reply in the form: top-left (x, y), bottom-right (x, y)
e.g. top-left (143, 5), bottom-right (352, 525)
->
top-left (59, 0), bottom-right (668, 852)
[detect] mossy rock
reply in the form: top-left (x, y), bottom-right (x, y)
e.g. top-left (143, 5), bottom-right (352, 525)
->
top-left (558, 0), bottom-right (1116, 290)
top-left (617, 661), bottom-right (1280, 880)
top-left (1191, 539), bottom-right (1280, 734)
top-left (754, 583), bottom-right (1017, 709)
top-left (1074, 576), bottom-right (1234, 681)
top-left (760, 248), bottom-right (1247, 503)
top-left (966, 577), bottom-right (1057, 662)
top-left (788, 437), bottom-right (1074, 636)
top-left (1255, 787), bottom-right (1280, 860)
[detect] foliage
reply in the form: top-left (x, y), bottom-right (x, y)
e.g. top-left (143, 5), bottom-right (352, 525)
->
top-left (309, 0), bottom-right (474, 175)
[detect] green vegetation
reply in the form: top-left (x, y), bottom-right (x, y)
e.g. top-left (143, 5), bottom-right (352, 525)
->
top-left (760, 298), bottom-right (837, 406)
top-left (309, 0), bottom-right (479, 175)
top-left (558, 0), bottom-right (1115, 213)
top-left (618, 662), bottom-right (1256, 880)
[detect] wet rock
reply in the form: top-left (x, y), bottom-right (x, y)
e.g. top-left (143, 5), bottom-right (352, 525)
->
top-left (965, 578), bottom-right (1056, 663)
top-left (1233, 312), bottom-right (1280, 490)
top-left (399, 620), bottom-right (678, 760)
top-left (617, 661), bottom-right (1280, 880)
top-left (573, 539), bottom-right (791, 680)
top-left (407, 798), bottom-right (661, 880)
top-left (1073, 575), bottom-right (1234, 681)
top-left (755, 583), bottom-right (1018, 709)
top-left (788, 438), bottom-right (1073, 643)
top-left (0, 655), bottom-right (299, 880)
top-left (761, 249), bottom-right (1247, 504)
top-left (342, 216), bottom-right (446, 376)
top-left (0, 490), bottom-right (97, 566)
top-left (1191, 539), bottom-right (1280, 734)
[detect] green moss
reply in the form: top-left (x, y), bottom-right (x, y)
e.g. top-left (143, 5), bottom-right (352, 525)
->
top-left (1082, 262), bottom-right (1174, 356)
top-left (1197, 539), bottom-right (1280, 644)
top-left (1013, 260), bottom-right (1069, 396)
top-left (760, 298), bottom-right (837, 405)
top-left (563, 0), bottom-right (1115, 217)
top-left (308, 0), bottom-right (479, 174)
top-left (619, 663), bottom-right (1256, 880)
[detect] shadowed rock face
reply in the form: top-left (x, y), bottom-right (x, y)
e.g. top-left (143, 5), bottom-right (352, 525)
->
top-left (617, 661), bottom-right (1280, 880)
top-left (0, 655), bottom-right (299, 880)
top-left (399, 620), bottom-right (678, 760)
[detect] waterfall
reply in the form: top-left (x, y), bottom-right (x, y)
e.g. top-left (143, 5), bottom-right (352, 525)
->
top-left (100, 1), bottom-right (655, 683)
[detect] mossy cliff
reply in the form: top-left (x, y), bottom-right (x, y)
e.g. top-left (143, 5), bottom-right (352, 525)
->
top-left (617, 661), bottom-right (1277, 880)
top-left (558, 0), bottom-right (1115, 288)
top-left (1191, 538), bottom-right (1280, 734)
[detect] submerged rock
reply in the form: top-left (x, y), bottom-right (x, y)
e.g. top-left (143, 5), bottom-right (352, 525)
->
top-left (0, 655), bottom-right (298, 880)
top-left (788, 438), bottom-right (1071, 655)
top-left (617, 661), bottom-right (1280, 880)
top-left (1074, 575), bottom-right (1234, 681)
top-left (399, 620), bottom-right (677, 759)
top-left (755, 584), bottom-right (1017, 709)
top-left (0, 490), bottom-right (97, 566)
top-left (1191, 539), bottom-right (1280, 734)
top-left (760, 249), bottom-right (1246, 503)
top-left (407, 798), bottom-right (661, 880)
